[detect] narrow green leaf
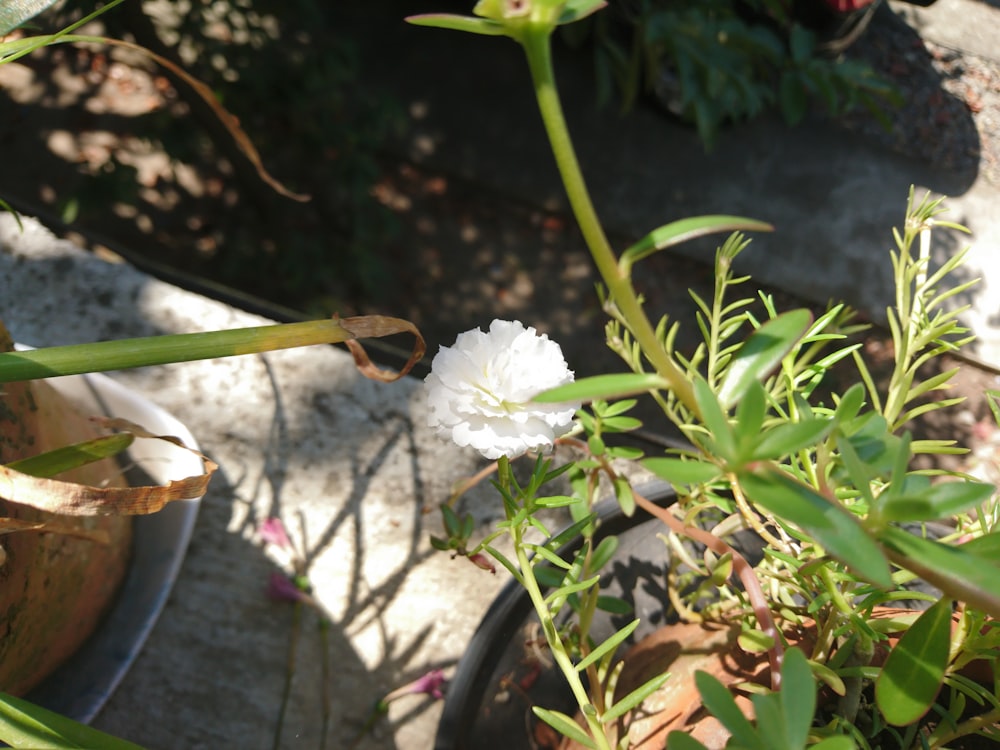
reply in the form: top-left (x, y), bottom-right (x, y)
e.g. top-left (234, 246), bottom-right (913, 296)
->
top-left (529, 544), bottom-right (573, 571)
top-left (0, 319), bottom-right (359, 383)
top-left (642, 457), bottom-right (721, 486)
top-left (602, 671), bottom-right (671, 723)
top-left (404, 13), bottom-right (506, 35)
top-left (694, 377), bottom-right (737, 462)
top-left (590, 535), bottom-right (619, 572)
top-left (532, 707), bottom-right (596, 748)
top-left (621, 215), bottom-right (772, 268)
top-left (544, 574), bottom-right (602, 606)
top-left (875, 597), bottom-right (952, 726)
top-left (557, 0), bottom-right (608, 25)
top-left (717, 309), bottom-right (813, 409)
top-left (534, 495), bottom-right (578, 508)
top-left (6, 433), bottom-right (134, 477)
top-left (879, 480), bottom-right (996, 523)
top-left (0, 692), bottom-right (146, 749)
top-left (750, 418), bottom-right (834, 462)
top-left (576, 620), bottom-right (640, 673)
top-left (879, 528), bottom-right (1000, 619)
top-left (738, 469), bottom-right (892, 587)
top-left (595, 595), bottom-right (632, 614)
top-left (534, 373), bottom-right (668, 404)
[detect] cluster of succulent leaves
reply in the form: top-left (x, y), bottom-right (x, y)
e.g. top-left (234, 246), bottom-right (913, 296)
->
top-left (560, 0), bottom-right (899, 147)
top-left (537, 191), bottom-right (999, 748)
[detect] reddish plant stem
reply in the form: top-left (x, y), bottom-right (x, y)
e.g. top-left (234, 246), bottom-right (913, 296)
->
top-left (631, 487), bottom-right (785, 689)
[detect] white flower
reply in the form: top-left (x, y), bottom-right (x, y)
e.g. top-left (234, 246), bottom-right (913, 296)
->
top-left (425, 319), bottom-right (580, 460)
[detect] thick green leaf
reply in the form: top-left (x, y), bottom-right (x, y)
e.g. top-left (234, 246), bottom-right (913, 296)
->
top-left (962, 532), bottom-right (1000, 558)
top-left (694, 670), bottom-right (762, 749)
top-left (879, 527), bottom-right (1000, 619)
top-left (621, 215), bottom-right (772, 268)
top-left (718, 309), bottom-right (814, 409)
top-left (533, 373), bottom-right (668, 404)
top-left (642, 457), bottom-right (721, 486)
top-left (667, 731), bottom-right (710, 750)
top-left (750, 418), bottom-right (834, 462)
top-left (875, 597), bottom-right (952, 726)
top-left (694, 377), bottom-right (737, 463)
top-left (5, 433), bottom-right (134, 477)
top-left (575, 619), bottom-right (639, 672)
top-left (778, 648), bottom-right (816, 749)
top-left (0, 692), bottom-right (146, 749)
top-left (734, 381), bottom-right (768, 459)
top-left (595, 595), bottom-right (632, 614)
top-left (812, 738), bottom-right (857, 750)
top-left (404, 13), bottom-right (506, 35)
top-left (532, 707), bottom-right (596, 748)
top-left (738, 469), bottom-right (892, 587)
top-left (878, 480), bottom-right (996, 523)
top-left (613, 475), bottom-right (636, 517)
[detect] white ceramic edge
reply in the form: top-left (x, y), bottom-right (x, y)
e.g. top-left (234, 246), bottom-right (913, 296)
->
top-left (13, 356), bottom-right (203, 723)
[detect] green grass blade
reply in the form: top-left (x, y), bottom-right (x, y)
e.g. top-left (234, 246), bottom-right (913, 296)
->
top-left (5, 434), bottom-right (134, 478)
top-left (0, 692), bottom-right (146, 749)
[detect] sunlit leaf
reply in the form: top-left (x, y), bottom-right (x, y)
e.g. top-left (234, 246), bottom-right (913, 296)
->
top-left (695, 377), bottom-right (737, 462)
top-left (557, 0), bottom-right (608, 25)
top-left (778, 648), bottom-right (816, 749)
top-left (405, 13), bottom-right (506, 35)
top-left (879, 528), bottom-right (1000, 619)
top-left (738, 469), bottom-right (892, 587)
top-left (878, 480), bottom-right (996, 523)
top-left (875, 597), bottom-right (952, 726)
top-left (534, 373), bottom-right (668, 404)
top-left (590, 535), bottom-right (619, 571)
top-left (718, 309), bottom-right (813, 409)
top-left (5, 433), bottom-right (133, 478)
top-left (750, 418), bottom-right (833, 462)
top-left (694, 670), bottom-right (762, 749)
top-left (642, 457), bottom-right (721, 486)
top-left (532, 707), bottom-right (596, 748)
top-left (575, 620), bottom-right (639, 672)
top-left (0, 692), bottom-right (145, 749)
top-left (621, 215), bottom-right (772, 268)
top-left (603, 671), bottom-right (671, 723)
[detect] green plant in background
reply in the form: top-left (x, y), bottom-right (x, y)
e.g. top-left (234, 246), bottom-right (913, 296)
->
top-left (559, 0), bottom-right (899, 147)
top-left (414, 2), bottom-right (998, 749)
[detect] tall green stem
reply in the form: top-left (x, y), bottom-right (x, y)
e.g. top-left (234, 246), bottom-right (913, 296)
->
top-left (496, 457), bottom-right (612, 750)
top-left (520, 28), bottom-right (698, 417)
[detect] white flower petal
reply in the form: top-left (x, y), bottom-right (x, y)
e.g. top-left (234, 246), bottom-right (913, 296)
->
top-left (425, 319), bottom-right (580, 459)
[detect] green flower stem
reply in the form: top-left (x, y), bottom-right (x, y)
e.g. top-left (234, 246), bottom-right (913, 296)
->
top-left (496, 457), bottom-right (612, 750)
top-left (0, 319), bottom-right (354, 383)
top-left (513, 532), bottom-right (612, 750)
top-left (520, 28), bottom-right (699, 417)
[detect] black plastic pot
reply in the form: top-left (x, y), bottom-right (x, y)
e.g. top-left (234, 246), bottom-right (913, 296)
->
top-left (434, 481), bottom-right (679, 750)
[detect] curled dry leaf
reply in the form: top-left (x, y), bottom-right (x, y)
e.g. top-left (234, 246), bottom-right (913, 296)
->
top-left (340, 315), bottom-right (427, 383)
top-left (0, 419), bottom-right (217, 517)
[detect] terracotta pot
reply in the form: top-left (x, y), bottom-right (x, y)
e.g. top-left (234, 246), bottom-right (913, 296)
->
top-left (0, 360), bottom-right (132, 695)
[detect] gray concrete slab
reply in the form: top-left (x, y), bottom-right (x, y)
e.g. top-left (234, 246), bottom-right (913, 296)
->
top-left (0, 214), bottom-right (512, 749)
top-left (339, 2), bottom-right (1000, 366)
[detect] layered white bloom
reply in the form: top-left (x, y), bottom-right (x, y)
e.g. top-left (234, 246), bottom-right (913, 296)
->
top-left (425, 319), bottom-right (580, 460)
